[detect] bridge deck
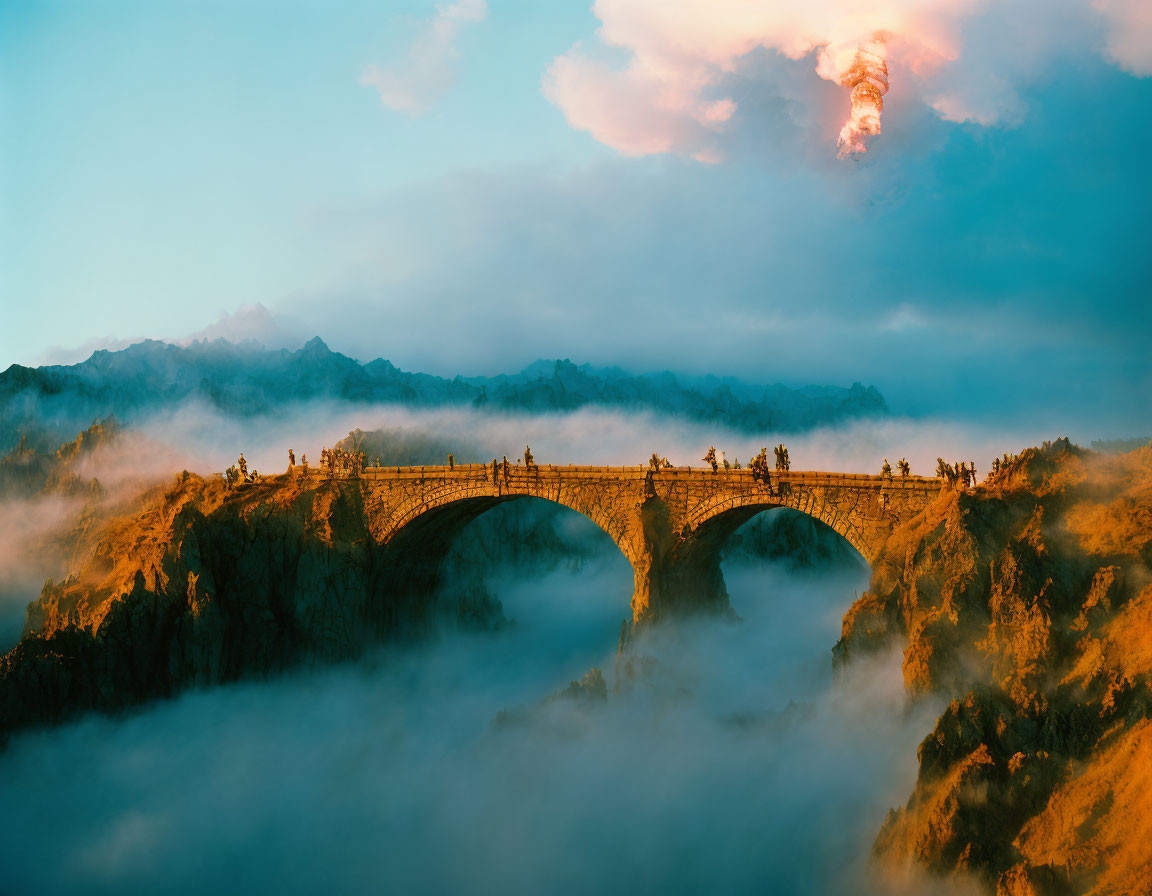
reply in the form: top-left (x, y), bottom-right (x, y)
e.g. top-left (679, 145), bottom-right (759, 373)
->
top-left (338, 464), bottom-right (941, 491)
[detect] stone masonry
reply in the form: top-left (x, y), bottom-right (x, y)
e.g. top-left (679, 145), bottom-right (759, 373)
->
top-left (343, 463), bottom-right (941, 623)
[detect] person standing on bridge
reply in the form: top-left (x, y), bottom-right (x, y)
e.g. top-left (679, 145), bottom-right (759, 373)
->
top-left (703, 446), bottom-right (718, 472)
top-left (288, 449), bottom-right (295, 470)
top-left (750, 448), bottom-right (769, 483)
top-left (524, 445), bottom-right (534, 467)
top-left (881, 458), bottom-right (892, 479)
top-left (774, 444), bottom-right (790, 472)
top-left (238, 453), bottom-right (248, 480)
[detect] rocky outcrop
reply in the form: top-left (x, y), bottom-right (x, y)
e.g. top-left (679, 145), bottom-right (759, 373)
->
top-left (0, 418), bottom-right (119, 499)
top-left (0, 471), bottom-right (506, 741)
top-left (836, 439), bottom-right (1152, 893)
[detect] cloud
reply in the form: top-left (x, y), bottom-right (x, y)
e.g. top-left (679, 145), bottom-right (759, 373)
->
top-left (274, 119), bottom-right (1152, 427)
top-left (1094, 0), bottom-right (1152, 74)
top-left (361, 0), bottom-right (488, 115)
top-left (0, 533), bottom-right (952, 894)
top-left (27, 304), bottom-right (310, 367)
top-left (174, 303), bottom-right (309, 350)
top-left (543, 0), bottom-right (1148, 159)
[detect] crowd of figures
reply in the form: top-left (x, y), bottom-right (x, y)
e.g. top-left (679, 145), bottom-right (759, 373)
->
top-left (691, 444), bottom-right (792, 478)
top-left (318, 446), bottom-right (365, 477)
top-left (659, 446), bottom-right (988, 492)
top-left (935, 458), bottom-right (977, 488)
top-left (880, 457), bottom-right (913, 478)
top-left (222, 439), bottom-right (1010, 492)
top-left (223, 453), bottom-right (257, 488)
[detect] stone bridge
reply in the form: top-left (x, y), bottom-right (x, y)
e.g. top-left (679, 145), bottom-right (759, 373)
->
top-left (346, 463), bottom-right (940, 624)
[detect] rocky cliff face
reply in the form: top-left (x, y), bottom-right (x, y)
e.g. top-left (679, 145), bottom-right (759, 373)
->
top-left (0, 471), bottom-right (506, 741)
top-left (836, 439), bottom-right (1152, 894)
top-left (0, 418), bottom-right (119, 499)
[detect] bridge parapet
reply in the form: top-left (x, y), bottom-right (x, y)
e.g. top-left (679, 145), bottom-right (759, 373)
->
top-left (355, 463), bottom-right (941, 488)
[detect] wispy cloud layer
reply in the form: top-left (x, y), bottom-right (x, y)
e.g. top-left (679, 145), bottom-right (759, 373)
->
top-left (362, 0), bottom-right (488, 115)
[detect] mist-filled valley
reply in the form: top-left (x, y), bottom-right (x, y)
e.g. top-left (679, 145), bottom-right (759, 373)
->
top-left (0, 497), bottom-right (952, 894)
top-left (7, 0), bottom-right (1150, 886)
top-left (0, 392), bottom-right (959, 893)
top-left (3, 347), bottom-right (1150, 895)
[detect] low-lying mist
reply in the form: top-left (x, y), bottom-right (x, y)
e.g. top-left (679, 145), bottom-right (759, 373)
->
top-left (0, 396), bottom-right (1061, 655)
top-left (0, 502), bottom-right (969, 894)
top-left (127, 395), bottom-right (1069, 480)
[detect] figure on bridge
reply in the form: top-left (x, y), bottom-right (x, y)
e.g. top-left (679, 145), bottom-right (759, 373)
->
top-left (774, 444), bottom-right (790, 472)
top-left (649, 453), bottom-right (661, 471)
top-left (288, 449), bottom-right (295, 469)
top-left (238, 453), bottom-right (248, 480)
top-left (702, 446), bottom-right (718, 472)
top-left (721, 451), bottom-right (730, 471)
top-left (881, 458), bottom-right (892, 479)
top-left (448, 454), bottom-right (454, 470)
top-left (301, 453), bottom-right (308, 471)
top-left (897, 457), bottom-right (911, 478)
top-left (524, 445), bottom-right (534, 466)
top-left (750, 448), bottom-right (769, 482)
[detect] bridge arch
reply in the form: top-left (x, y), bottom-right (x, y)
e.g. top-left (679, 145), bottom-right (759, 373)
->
top-left (357, 464), bottom-right (937, 623)
top-left (367, 479), bottom-right (641, 626)
top-left (679, 493), bottom-right (873, 564)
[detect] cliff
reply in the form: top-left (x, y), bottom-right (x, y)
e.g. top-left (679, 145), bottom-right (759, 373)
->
top-left (836, 439), bottom-right (1152, 894)
top-left (0, 418), bottom-right (120, 499)
top-left (0, 471), bottom-right (508, 740)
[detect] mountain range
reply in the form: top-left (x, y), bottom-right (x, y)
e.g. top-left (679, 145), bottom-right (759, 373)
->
top-left (0, 337), bottom-right (888, 451)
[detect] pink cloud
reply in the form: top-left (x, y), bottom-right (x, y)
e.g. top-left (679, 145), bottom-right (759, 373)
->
top-left (362, 0), bottom-right (488, 115)
top-left (543, 0), bottom-right (1151, 160)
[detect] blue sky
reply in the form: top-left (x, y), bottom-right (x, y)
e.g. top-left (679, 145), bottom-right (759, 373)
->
top-left (2, 0), bottom-right (1150, 428)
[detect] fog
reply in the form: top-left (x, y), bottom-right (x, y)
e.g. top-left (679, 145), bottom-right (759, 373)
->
top-left (130, 396), bottom-right (1066, 482)
top-left (0, 401), bottom-right (1070, 892)
top-left (0, 430), bottom-right (204, 647)
top-left (0, 396), bottom-right (1082, 651)
top-left (0, 511), bottom-right (975, 894)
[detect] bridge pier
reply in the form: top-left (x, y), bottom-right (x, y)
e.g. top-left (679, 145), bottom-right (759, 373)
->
top-left (625, 495), bottom-right (742, 624)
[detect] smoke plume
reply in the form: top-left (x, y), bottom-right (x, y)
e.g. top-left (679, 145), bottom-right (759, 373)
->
top-left (837, 38), bottom-right (891, 156)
